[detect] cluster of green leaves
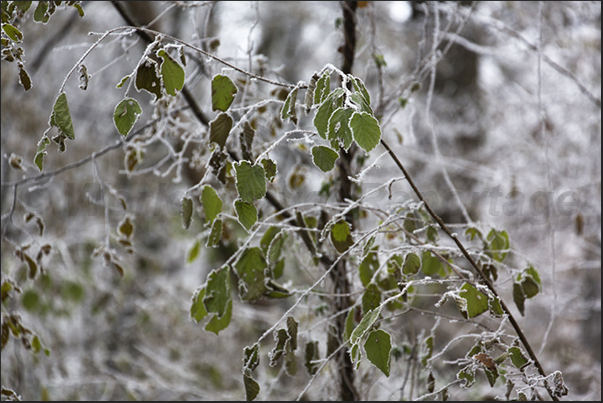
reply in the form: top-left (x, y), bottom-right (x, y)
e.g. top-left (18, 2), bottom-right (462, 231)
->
top-left (1, 1), bottom-right (84, 92)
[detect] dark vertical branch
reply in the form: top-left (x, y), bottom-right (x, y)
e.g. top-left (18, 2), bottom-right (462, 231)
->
top-left (332, 1), bottom-right (360, 401)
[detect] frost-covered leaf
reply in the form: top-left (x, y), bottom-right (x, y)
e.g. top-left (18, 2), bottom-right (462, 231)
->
top-left (269, 328), bottom-right (289, 366)
top-left (260, 226), bottom-right (281, 255)
top-left (33, 1), bottom-right (50, 23)
top-left (350, 75), bottom-right (371, 106)
top-left (287, 316), bottom-right (298, 351)
top-left (243, 343), bottom-right (260, 372)
top-left (330, 219), bottom-right (354, 254)
top-left (311, 145), bottom-right (339, 172)
top-left (18, 64), bottom-right (32, 91)
top-left (281, 87), bottom-right (298, 124)
top-left (267, 231), bottom-right (285, 264)
top-left (486, 229), bottom-right (510, 263)
top-left (457, 283), bottom-right (489, 319)
top-left (203, 265), bottom-right (231, 318)
top-left (135, 58), bottom-right (162, 101)
top-left (508, 346), bottom-right (529, 370)
top-left (157, 49), bottom-right (185, 96)
top-left (116, 75), bottom-right (130, 89)
top-left (117, 215), bottom-right (134, 238)
top-left (403, 252), bottom-right (421, 275)
top-left (305, 72), bottom-right (320, 113)
top-left (2, 24), bottom-right (23, 42)
top-left (181, 197), bottom-right (193, 229)
top-left (205, 298), bottom-right (232, 335)
top-left (260, 158), bottom-right (277, 182)
top-left (234, 247), bottom-right (267, 302)
top-left (206, 218), bottom-right (222, 248)
top-left (190, 287), bottom-right (208, 322)
top-left (212, 74), bottom-right (238, 112)
top-left (313, 88), bottom-right (344, 139)
top-left (327, 107), bottom-right (354, 149)
top-left (350, 111), bottom-right (381, 153)
top-left (234, 161), bottom-right (266, 203)
top-left (243, 370), bottom-right (260, 401)
top-left (209, 112), bottom-right (232, 150)
top-left (350, 306), bottom-right (381, 346)
top-left (235, 199), bottom-right (257, 232)
top-left (50, 92), bottom-right (75, 140)
top-left (34, 137), bottom-right (50, 172)
top-left (201, 185), bottom-right (222, 224)
top-left (364, 329), bottom-right (391, 377)
top-left (362, 284), bottom-right (381, 314)
top-left (314, 71), bottom-right (331, 104)
top-left (113, 98), bottom-right (142, 136)
top-left (239, 121), bottom-right (255, 161)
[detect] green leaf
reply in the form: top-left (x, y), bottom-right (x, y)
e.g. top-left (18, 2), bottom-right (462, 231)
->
top-left (201, 185), bottom-right (222, 224)
top-left (243, 371), bottom-right (260, 401)
top-left (304, 340), bottom-right (320, 376)
top-left (181, 197), bottom-right (193, 229)
top-left (234, 247), bottom-right (268, 302)
top-left (206, 218), bottom-right (222, 248)
top-left (350, 306), bottom-right (382, 346)
top-left (234, 161), bottom-right (267, 203)
top-left (190, 287), bottom-right (208, 322)
top-left (116, 75), bottom-right (130, 89)
top-left (457, 368), bottom-right (475, 388)
top-left (344, 308), bottom-right (357, 342)
top-left (209, 112), bottom-right (233, 149)
top-left (330, 219), bottom-right (354, 254)
top-left (18, 64), bottom-right (31, 91)
top-left (486, 229), bottom-right (510, 262)
top-left (362, 284), bottom-right (381, 314)
top-left (269, 328), bottom-right (289, 366)
top-left (421, 336), bottom-right (433, 367)
top-left (235, 200), bottom-right (257, 232)
top-left (350, 75), bottom-right (371, 106)
top-left (311, 145), bottom-right (339, 172)
top-left (327, 107), bottom-right (354, 149)
top-left (359, 251), bottom-right (379, 287)
top-left (33, 1), bottom-right (50, 23)
top-left (212, 74), bottom-right (238, 112)
top-left (243, 343), bottom-right (260, 371)
top-left (350, 111), bottom-right (381, 153)
top-left (513, 281), bottom-right (526, 316)
top-left (267, 231), bottom-right (285, 264)
top-left (260, 226), bottom-right (281, 255)
top-left (304, 72), bottom-right (320, 113)
top-left (457, 283), bottom-right (489, 319)
top-left (239, 121), bottom-right (255, 161)
top-left (117, 216), bottom-right (134, 238)
top-left (260, 158), bottom-right (277, 182)
top-left (281, 87), bottom-right (298, 124)
top-left (364, 329), bottom-right (391, 377)
top-left (203, 265), bottom-right (231, 318)
top-left (50, 92), bottom-right (75, 140)
top-left (186, 239), bottom-right (201, 264)
top-left (2, 24), bottom-right (23, 42)
top-left (113, 98), bottom-right (142, 136)
top-left (287, 316), bottom-right (298, 351)
top-left (204, 298), bottom-right (232, 335)
top-left (489, 297), bottom-right (504, 317)
top-left (21, 289), bottom-right (39, 311)
top-left (464, 227), bottom-right (482, 241)
top-left (34, 137), bottom-right (50, 172)
top-left (403, 252), bottom-right (421, 275)
top-left (135, 58), bottom-right (162, 101)
top-left (314, 71), bottom-right (331, 104)
top-left (421, 251), bottom-right (442, 276)
top-left (157, 49), bottom-right (185, 96)
top-left (313, 88), bottom-right (345, 139)
top-left (508, 346), bottom-right (529, 370)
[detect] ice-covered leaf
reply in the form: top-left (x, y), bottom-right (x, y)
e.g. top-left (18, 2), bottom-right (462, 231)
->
top-left (33, 1), bottom-right (50, 23)
top-left (34, 137), bottom-right (50, 172)
top-left (313, 88), bottom-right (344, 139)
top-left (201, 185), bottom-right (222, 224)
top-left (327, 107), bottom-right (354, 149)
top-left (212, 74), bottom-right (238, 112)
top-left (113, 98), bottom-right (142, 136)
top-left (314, 71), bottom-right (331, 104)
top-left (350, 111), bottom-right (381, 153)
top-left (239, 121), bottom-right (255, 161)
top-left (243, 343), bottom-right (260, 372)
top-left (364, 329), bottom-right (391, 377)
top-left (508, 346), bottom-right (529, 370)
top-left (267, 231), bottom-right (285, 264)
top-left (234, 161), bottom-right (266, 203)
top-left (403, 252), bottom-right (421, 275)
top-left (209, 112), bottom-right (232, 150)
top-left (350, 75), bottom-right (371, 106)
top-left (311, 145), bottom-right (339, 172)
top-left (234, 200), bottom-right (257, 232)
top-left (304, 340), bottom-right (320, 376)
top-left (204, 298), bottom-right (232, 335)
top-left (157, 49), bottom-right (185, 96)
top-left (2, 24), bottom-right (23, 42)
top-left (350, 306), bottom-right (381, 346)
top-left (243, 371), bottom-right (260, 401)
top-left (260, 226), bottom-right (281, 255)
top-left (260, 158), bottom-right (277, 182)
